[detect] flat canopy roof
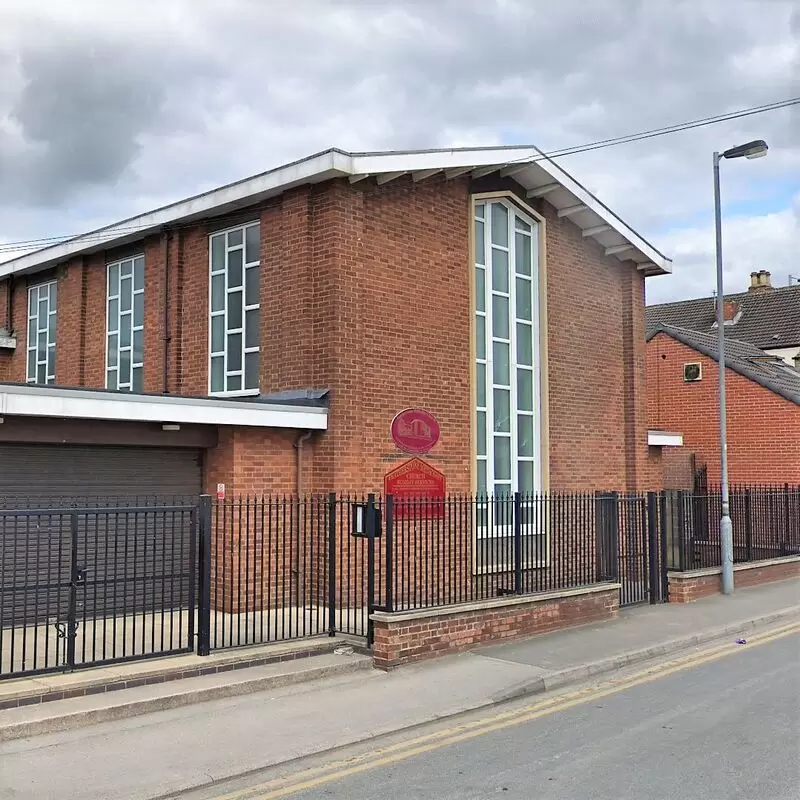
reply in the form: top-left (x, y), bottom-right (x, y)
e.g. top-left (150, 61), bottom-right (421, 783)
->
top-left (1, 146), bottom-right (671, 280)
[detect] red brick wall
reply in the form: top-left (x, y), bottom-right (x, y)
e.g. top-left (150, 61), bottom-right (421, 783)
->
top-left (668, 557), bottom-right (800, 602)
top-left (647, 333), bottom-right (800, 484)
top-left (372, 585), bottom-right (619, 669)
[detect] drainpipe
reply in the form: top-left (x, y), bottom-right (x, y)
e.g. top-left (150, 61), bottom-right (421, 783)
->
top-left (294, 430), bottom-right (314, 497)
top-left (162, 229), bottom-right (172, 393)
top-left (5, 276), bottom-right (13, 333)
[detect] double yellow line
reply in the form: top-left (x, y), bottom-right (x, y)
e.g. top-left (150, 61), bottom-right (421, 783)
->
top-left (198, 620), bottom-right (800, 800)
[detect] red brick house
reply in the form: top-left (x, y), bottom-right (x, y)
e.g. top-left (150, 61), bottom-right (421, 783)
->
top-left (0, 146), bottom-right (671, 502)
top-left (646, 324), bottom-right (800, 486)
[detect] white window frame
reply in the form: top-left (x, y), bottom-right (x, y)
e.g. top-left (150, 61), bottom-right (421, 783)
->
top-left (26, 281), bottom-right (57, 385)
top-left (473, 195), bottom-right (546, 572)
top-left (208, 221), bottom-right (260, 396)
top-left (106, 255), bottom-right (145, 392)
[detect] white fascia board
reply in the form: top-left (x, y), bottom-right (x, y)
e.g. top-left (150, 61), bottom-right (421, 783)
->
top-left (0, 385), bottom-right (328, 430)
top-left (0, 150), bottom-right (353, 278)
top-left (647, 430), bottom-right (684, 447)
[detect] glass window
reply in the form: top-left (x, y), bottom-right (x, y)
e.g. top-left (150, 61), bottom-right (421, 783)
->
top-left (27, 282), bottom-right (57, 384)
top-left (106, 256), bottom-right (144, 392)
top-left (473, 199), bottom-right (541, 501)
top-left (209, 222), bottom-right (260, 394)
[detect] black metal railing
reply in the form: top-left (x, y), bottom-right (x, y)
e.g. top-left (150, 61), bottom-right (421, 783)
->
top-left (664, 484), bottom-right (800, 570)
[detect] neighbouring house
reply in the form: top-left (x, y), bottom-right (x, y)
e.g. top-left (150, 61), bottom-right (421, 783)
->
top-left (646, 324), bottom-right (800, 486)
top-left (647, 271), bottom-right (800, 367)
top-left (0, 145), bottom-right (672, 503)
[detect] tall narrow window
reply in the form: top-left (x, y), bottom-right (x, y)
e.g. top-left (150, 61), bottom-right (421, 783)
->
top-left (474, 199), bottom-right (541, 498)
top-left (209, 222), bottom-right (260, 395)
top-left (106, 256), bottom-right (144, 392)
top-left (27, 281), bottom-right (57, 384)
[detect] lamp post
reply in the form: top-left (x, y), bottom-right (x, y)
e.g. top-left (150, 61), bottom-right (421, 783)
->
top-left (712, 139), bottom-right (768, 595)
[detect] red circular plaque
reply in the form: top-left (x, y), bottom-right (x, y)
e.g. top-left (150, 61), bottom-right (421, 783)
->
top-left (391, 408), bottom-right (441, 454)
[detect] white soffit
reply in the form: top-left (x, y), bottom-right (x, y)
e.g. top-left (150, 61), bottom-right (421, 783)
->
top-left (0, 384), bottom-right (328, 430)
top-left (647, 430), bottom-right (684, 447)
top-left (1, 146), bottom-right (671, 279)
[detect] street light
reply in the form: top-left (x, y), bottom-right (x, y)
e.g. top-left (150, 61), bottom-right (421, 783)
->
top-left (712, 139), bottom-right (768, 595)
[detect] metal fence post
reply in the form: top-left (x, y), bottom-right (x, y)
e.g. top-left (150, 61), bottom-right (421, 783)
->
top-left (385, 495), bottom-right (394, 613)
top-left (66, 511), bottom-right (79, 671)
top-left (366, 494), bottom-right (376, 646)
top-left (196, 495), bottom-right (212, 656)
top-left (327, 493), bottom-right (337, 637)
top-left (783, 483), bottom-right (791, 555)
top-left (676, 490), bottom-right (688, 570)
top-left (659, 492), bottom-right (669, 601)
top-left (647, 492), bottom-right (659, 604)
top-left (513, 492), bottom-right (523, 595)
top-left (744, 488), bottom-right (752, 563)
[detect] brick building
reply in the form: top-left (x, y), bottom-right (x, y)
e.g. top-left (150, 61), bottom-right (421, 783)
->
top-left (647, 325), bottom-right (800, 486)
top-left (0, 146), bottom-right (672, 502)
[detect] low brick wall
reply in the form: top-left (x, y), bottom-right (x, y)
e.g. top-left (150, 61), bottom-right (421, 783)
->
top-left (370, 583), bottom-right (620, 670)
top-left (668, 555), bottom-right (800, 603)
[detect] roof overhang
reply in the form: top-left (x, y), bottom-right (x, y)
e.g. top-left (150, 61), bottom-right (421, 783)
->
top-left (0, 384), bottom-right (328, 430)
top-left (0, 146), bottom-right (671, 279)
top-left (648, 430), bottom-right (684, 447)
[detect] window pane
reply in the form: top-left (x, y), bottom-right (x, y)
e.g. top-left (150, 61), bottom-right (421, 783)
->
top-left (518, 415), bottom-right (534, 457)
top-left (227, 373), bottom-right (242, 392)
top-left (476, 363), bottom-right (486, 407)
top-left (475, 267), bottom-right (485, 312)
top-left (120, 349), bottom-right (132, 386)
top-left (211, 274), bottom-right (225, 312)
top-left (477, 460), bottom-right (487, 495)
top-left (475, 315), bottom-right (486, 360)
top-left (28, 318), bottom-right (36, 345)
top-left (133, 329), bottom-right (144, 365)
top-left (516, 277), bottom-right (532, 320)
top-left (120, 314), bottom-right (132, 348)
top-left (475, 203), bottom-right (485, 220)
top-left (517, 369), bottom-right (533, 411)
top-left (120, 260), bottom-right (132, 278)
top-left (245, 309), bottom-right (259, 348)
top-left (515, 232), bottom-right (532, 276)
top-left (38, 298), bottom-right (47, 321)
top-left (518, 461), bottom-right (535, 493)
top-left (46, 345), bottom-right (55, 379)
top-left (244, 352), bottom-right (259, 390)
top-left (49, 282), bottom-right (57, 307)
top-left (493, 436), bottom-right (511, 480)
top-left (132, 366), bottom-right (143, 393)
top-left (228, 249), bottom-right (243, 288)
top-left (517, 322), bottom-right (533, 366)
top-left (107, 369), bottom-right (118, 391)
top-left (245, 225), bottom-right (260, 264)
top-left (515, 215), bottom-right (531, 233)
top-left (245, 266), bottom-right (259, 306)
top-left (228, 291), bottom-right (243, 330)
top-left (227, 333), bottom-right (242, 371)
top-left (210, 356), bottom-right (224, 393)
top-left (133, 292), bottom-right (144, 326)
top-left (37, 331), bottom-right (46, 360)
top-left (37, 363), bottom-right (46, 384)
top-left (211, 315), bottom-right (225, 353)
top-left (492, 341), bottom-right (510, 386)
top-left (133, 257), bottom-right (144, 291)
top-left (48, 311), bottom-right (56, 340)
top-left (28, 286), bottom-right (38, 313)
top-left (108, 264), bottom-right (120, 296)
top-left (476, 411), bottom-right (486, 456)
top-left (492, 295), bottom-right (509, 339)
top-left (491, 248), bottom-right (509, 292)
top-left (120, 278), bottom-right (132, 312)
top-left (211, 235), bottom-right (225, 273)
top-left (474, 220), bottom-right (485, 265)
top-left (490, 203), bottom-right (508, 247)
top-left (107, 334), bottom-right (118, 368)
top-left (493, 388), bottom-right (511, 432)
top-left (27, 349), bottom-right (35, 380)
top-left (227, 228), bottom-right (243, 248)
top-left (107, 298), bottom-right (119, 332)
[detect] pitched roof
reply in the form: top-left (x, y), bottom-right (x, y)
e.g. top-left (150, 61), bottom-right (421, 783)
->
top-left (646, 285), bottom-right (800, 350)
top-left (0, 145), bottom-right (671, 280)
top-left (648, 324), bottom-right (800, 406)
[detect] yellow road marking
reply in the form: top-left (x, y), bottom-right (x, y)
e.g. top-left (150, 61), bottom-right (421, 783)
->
top-left (206, 621), bottom-right (800, 800)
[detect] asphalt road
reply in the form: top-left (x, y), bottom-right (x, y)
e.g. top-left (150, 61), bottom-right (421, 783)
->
top-left (217, 627), bottom-right (800, 800)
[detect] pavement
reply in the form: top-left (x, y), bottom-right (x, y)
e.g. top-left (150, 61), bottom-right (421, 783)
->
top-left (0, 579), bottom-right (798, 800)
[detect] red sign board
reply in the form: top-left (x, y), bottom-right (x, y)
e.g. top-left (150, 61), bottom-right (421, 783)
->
top-left (384, 458), bottom-right (446, 519)
top-left (390, 408), bottom-right (440, 454)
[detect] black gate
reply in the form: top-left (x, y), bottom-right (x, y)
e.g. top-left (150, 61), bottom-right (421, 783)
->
top-left (0, 504), bottom-right (197, 680)
top-left (595, 492), bottom-right (667, 607)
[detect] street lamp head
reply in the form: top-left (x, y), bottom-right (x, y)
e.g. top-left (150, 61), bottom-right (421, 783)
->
top-left (722, 139), bottom-right (768, 160)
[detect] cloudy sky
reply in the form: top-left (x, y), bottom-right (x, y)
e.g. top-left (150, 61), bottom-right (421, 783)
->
top-left (0, 0), bottom-right (797, 303)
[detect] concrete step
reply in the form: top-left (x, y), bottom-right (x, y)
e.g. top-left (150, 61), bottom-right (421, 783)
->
top-left (0, 649), bottom-right (373, 742)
